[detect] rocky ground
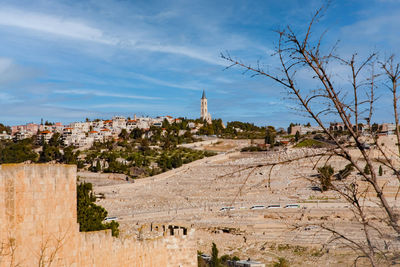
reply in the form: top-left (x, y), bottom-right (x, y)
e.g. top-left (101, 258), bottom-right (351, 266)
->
top-left (81, 141), bottom-right (400, 266)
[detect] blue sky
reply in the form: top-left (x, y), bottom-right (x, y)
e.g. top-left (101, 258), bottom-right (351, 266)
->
top-left (0, 0), bottom-right (399, 127)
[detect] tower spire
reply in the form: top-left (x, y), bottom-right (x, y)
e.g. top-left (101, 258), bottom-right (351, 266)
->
top-left (202, 90), bottom-right (206, 99)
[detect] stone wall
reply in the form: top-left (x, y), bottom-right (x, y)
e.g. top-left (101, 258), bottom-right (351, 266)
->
top-left (0, 164), bottom-right (196, 267)
top-left (178, 139), bottom-right (219, 149)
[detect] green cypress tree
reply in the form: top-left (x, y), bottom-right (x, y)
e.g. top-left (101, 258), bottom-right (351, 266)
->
top-left (295, 131), bottom-right (300, 142)
top-left (364, 163), bottom-right (371, 175)
top-left (77, 182), bottom-right (119, 237)
top-left (210, 242), bottom-right (220, 267)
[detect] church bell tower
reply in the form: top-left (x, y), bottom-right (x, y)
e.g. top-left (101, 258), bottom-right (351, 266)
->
top-left (201, 90), bottom-right (212, 123)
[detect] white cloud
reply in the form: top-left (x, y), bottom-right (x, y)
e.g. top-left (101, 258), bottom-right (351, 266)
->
top-left (54, 89), bottom-right (162, 100)
top-left (137, 43), bottom-right (225, 66)
top-left (0, 7), bottom-right (227, 66)
top-left (129, 72), bottom-right (202, 91)
top-left (340, 12), bottom-right (400, 49)
top-left (0, 8), bottom-right (117, 45)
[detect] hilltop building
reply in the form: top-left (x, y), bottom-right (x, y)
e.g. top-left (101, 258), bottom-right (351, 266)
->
top-left (9, 115), bottom-right (180, 148)
top-left (289, 125), bottom-right (323, 135)
top-left (200, 90), bottom-right (212, 124)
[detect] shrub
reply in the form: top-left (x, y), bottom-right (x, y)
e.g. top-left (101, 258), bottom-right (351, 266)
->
top-left (310, 248), bottom-right (324, 257)
top-left (273, 257), bottom-right (290, 267)
top-left (231, 256), bottom-right (240, 261)
top-left (220, 254), bottom-right (240, 264)
top-left (317, 165), bottom-right (334, 191)
top-left (220, 255), bottom-right (230, 264)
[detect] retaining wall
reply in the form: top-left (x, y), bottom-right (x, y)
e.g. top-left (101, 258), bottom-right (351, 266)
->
top-left (0, 164), bottom-right (196, 267)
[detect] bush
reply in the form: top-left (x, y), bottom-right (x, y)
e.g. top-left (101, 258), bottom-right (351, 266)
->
top-left (317, 165), bottom-right (334, 191)
top-left (220, 254), bottom-right (240, 264)
top-left (273, 257), bottom-right (290, 267)
top-left (220, 255), bottom-right (230, 264)
top-left (171, 154), bottom-right (183, 168)
top-left (231, 256), bottom-right (240, 261)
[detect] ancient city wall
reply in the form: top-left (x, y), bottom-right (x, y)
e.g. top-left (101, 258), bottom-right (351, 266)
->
top-left (0, 164), bottom-right (196, 267)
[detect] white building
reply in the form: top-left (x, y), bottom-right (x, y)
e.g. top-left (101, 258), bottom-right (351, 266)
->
top-left (126, 120), bottom-right (138, 131)
top-left (0, 131), bottom-right (12, 140)
top-left (136, 117), bottom-right (152, 129)
top-left (43, 122), bottom-right (64, 133)
top-left (37, 130), bottom-right (54, 143)
top-left (290, 125), bottom-right (323, 135)
top-left (100, 128), bottom-right (113, 140)
top-left (14, 131), bottom-right (32, 140)
top-left (112, 116), bottom-right (127, 130)
top-left (70, 122), bottom-right (90, 132)
top-left (92, 120), bottom-right (104, 129)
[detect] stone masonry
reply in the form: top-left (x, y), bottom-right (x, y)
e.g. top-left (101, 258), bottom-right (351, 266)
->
top-left (0, 164), bottom-right (197, 267)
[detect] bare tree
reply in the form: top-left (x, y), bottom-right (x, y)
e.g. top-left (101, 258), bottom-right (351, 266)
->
top-left (34, 226), bottom-right (70, 267)
top-left (222, 5), bottom-right (400, 266)
top-left (0, 236), bottom-right (21, 267)
top-left (1, 227), bottom-right (69, 267)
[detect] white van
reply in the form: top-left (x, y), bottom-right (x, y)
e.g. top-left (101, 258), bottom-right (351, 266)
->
top-left (104, 216), bottom-right (118, 221)
top-left (285, 204), bottom-right (300, 208)
top-left (219, 207), bottom-right (235, 212)
top-left (250, 205), bottom-right (265, 210)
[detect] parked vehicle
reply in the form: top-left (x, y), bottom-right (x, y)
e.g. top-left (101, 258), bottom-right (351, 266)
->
top-left (250, 205), bottom-right (265, 210)
top-left (285, 204), bottom-right (300, 208)
top-left (219, 207), bottom-right (235, 212)
top-left (200, 254), bottom-right (211, 261)
top-left (104, 216), bottom-right (118, 221)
